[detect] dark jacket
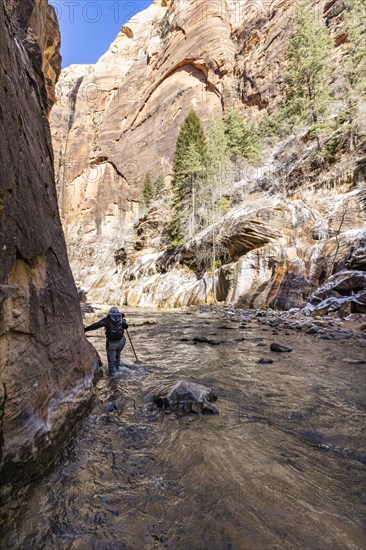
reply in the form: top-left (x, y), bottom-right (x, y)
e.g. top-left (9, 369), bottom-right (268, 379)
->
top-left (85, 314), bottom-right (128, 338)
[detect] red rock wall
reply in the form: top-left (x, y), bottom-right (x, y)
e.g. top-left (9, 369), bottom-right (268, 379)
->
top-left (0, 0), bottom-right (98, 492)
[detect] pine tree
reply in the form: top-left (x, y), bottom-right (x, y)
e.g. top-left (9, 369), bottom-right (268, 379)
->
top-left (242, 121), bottom-right (261, 165)
top-left (258, 112), bottom-right (280, 137)
top-left (223, 108), bottom-right (261, 164)
top-left (204, 115), bottom-right (229, 205)
top-left (155, 175), bottom-right (165, 196)
top-left (281, 0), bottom-right (334, 128)
top-left (141, 174), bottom-right (154, 209)
top-left (344, 0), bottom-right (366, 99)
top-left (223, 108), bottom-right (246, 158)
top-left (168, 111), bottom-right (207, 248)
top-left (338, 0), bottom-right (366, 151)
top-left (206, 115), bottom-right (229, 175)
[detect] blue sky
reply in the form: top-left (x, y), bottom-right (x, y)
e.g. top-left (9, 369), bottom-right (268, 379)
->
top-left (50, 0), bottom-right (153, 68)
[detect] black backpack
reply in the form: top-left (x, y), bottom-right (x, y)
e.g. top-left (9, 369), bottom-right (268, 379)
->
top-left (105, 313), bottom-right (124, 340)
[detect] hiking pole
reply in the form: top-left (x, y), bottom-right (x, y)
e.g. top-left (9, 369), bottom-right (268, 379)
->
top-left (126, 328), bottom-right (139, 363)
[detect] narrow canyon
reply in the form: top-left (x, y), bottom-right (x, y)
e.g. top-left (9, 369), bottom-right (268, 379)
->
top-left (0, 0), bottom-right (365, 548)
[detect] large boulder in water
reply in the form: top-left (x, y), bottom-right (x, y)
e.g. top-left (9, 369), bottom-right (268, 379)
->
top-left (154, 381), bottom-right (219, 415)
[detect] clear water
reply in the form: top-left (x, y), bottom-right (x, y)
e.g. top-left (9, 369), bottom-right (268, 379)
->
top-left (2, 309), bottom-right (365, 549)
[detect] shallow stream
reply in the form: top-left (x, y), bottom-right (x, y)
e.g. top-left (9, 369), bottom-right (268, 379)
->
top-left (2, 308), bottom-right (366, 549)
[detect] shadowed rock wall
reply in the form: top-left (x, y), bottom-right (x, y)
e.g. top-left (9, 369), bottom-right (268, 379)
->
top-left (0, 0), bottom-right (98, 492)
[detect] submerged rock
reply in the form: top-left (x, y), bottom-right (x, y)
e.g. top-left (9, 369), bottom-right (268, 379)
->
top-left (270, 343), bottom-right (292, 352)
top-left (154, 381), bottom-right (219, 415)
top-left (256, 358), bottom-right (274, 364)
top-left (193, 337), bottom-right (221, 346)
top-left (306, 325), bottom-right (319, 334)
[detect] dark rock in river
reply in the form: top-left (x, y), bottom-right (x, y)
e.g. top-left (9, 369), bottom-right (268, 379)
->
top-left (154, 381), bottom-right (219, 415)
top-left (332, 330), bottom-right (353, 340)
top-left (270, 343), bottom-right (292, 352)
top-left (256, 358), bottom-right (274, 364)
top-left (193, 337), bottom-right (221, 345)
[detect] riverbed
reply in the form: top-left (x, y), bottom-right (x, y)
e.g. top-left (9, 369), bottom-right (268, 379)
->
top-left (2, 307), bottom-right (365, 549)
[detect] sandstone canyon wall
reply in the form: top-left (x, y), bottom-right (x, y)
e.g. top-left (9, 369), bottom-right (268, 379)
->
top-left (50, 0), bottom-right (365, 311)
top-left (0, 0), bottom-right (98, 495)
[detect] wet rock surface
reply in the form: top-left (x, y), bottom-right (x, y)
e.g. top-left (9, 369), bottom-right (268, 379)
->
top-left (154, 380), bottom-right (219, 415)
top-left (304, 270), bottom-right (366, 316)
top-left (270, 343), bottom-right (292, 353)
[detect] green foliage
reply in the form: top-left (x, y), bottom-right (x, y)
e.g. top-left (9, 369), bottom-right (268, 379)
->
top-left (242, 121), bottom-right (261, 165)
top-left (168, 111), bottom-right (207, 248)
top-left (216, 196), bottom-right (232, 214)
top-left (223, 108), bottom-right (261, 164)
top-left (323, 135), bottom-right (341, 163)
top-left (308, 118), bottom-right (337, 140)
top-left (258, 112), bottom-right (280, 137)
top-left (206, 115), bottom-right (229, 179)
top-left (344, 0), bottom-right (366, 99)
top-left (140, 174), bottom-right (154, 209)
top-left (155, 175), bottom-right (165, 195)
top-left (280, 0), bottom-right (334, 128)
top-left (223, 108), bottom-right (246, 158)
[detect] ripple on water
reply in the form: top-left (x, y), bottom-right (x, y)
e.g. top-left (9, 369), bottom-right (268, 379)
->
top-left (1, 308), bottom-right (365, 549)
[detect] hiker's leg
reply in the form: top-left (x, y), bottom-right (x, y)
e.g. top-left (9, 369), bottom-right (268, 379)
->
top-left (106, 340), bottom-right (117, 375)
top-left (116, 336), bottom-right (126, 370)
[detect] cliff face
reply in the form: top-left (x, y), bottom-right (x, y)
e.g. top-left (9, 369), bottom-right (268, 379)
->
top-left (51, 0), bottom-right (234, 293)
top-left (50, 0), bottom-right (365, 310)
top-left (9, 0), bottom-right (61, 112)
top-left (0, 0), bottom-right (98, 493)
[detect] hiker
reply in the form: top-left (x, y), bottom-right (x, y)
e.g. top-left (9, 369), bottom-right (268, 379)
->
top-left (84, 307), bottom-right (128, 376)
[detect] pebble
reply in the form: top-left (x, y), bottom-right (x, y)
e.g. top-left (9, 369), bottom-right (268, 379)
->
top-left (105, 402), bottom-right (118, 412)
top-left (256, 358), bottom-right (274, 364)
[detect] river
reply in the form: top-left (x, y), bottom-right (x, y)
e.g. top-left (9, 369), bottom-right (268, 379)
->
top-left (1, 307), bottom-right (365, 549)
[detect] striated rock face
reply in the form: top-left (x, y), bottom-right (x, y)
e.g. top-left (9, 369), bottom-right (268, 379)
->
top-left (50, 0), bottom-right (236, 295)
top-left (50, 0), bottom-right (365, 310)
top-left (0, 0), bottom-right (98, 493)
top-left (9, 0), bottom-right (61, 112)
top-left (232, 0), bottom-right (346, 111)
top-left (103, 182), bottom-right (365, 310)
